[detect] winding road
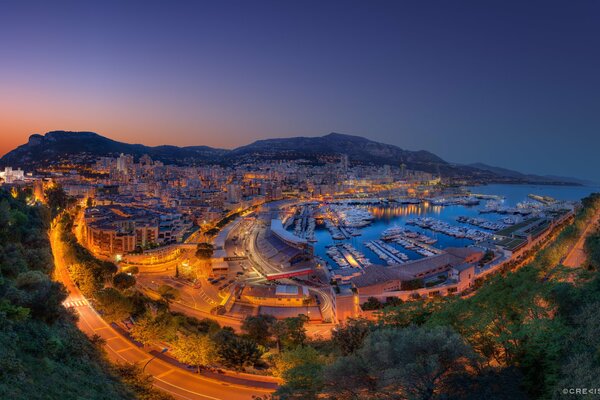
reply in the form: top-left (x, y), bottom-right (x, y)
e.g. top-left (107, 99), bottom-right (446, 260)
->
top-left (563, 209), bottom-right (600, 267)
top-left (50, 222), bottom-right (276, 400)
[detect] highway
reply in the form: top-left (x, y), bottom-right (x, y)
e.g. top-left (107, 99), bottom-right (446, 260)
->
top-left (50, 222), bottom-right (275, 400)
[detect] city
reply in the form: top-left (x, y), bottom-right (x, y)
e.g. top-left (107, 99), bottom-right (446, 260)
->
top-left (1, 2), bottom-right (600, 400)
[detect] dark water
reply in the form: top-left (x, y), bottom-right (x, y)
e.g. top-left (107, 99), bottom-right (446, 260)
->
top-left (312, 184), bottom-right (600, 268)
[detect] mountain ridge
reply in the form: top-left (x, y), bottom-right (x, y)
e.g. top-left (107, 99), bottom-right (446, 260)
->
top-left (0, 130), bottom-right (582, 185)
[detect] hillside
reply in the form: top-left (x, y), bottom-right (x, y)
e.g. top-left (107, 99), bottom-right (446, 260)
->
top-left (0, 131), bottom-right (227, 167)
top-left (0, 188), bottom-right (170, 399)
top-left (468, 162), bottom-right (589, 185)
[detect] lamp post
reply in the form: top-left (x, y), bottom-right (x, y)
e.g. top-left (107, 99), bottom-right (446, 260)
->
top-left (142, 348), bottom-right (168, 372)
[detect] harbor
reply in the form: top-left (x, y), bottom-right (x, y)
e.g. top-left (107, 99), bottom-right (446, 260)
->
top-left (284, 184), bottom-right (592, 273)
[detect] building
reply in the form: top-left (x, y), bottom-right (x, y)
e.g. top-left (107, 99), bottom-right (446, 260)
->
top-left (226, 183), bottom-right (242, 203)
top-left (270, 219), bottom-right (309, 251)
top-left (0, 167), bottom-right (25, 184)
top-left (83, 205), bottom-right (190, 256)
top-left (239, 284), bottom-right (310, 307)
top-left (350, 247), bottom-right (483, 297)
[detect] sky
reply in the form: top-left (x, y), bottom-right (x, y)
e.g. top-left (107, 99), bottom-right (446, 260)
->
top-left (1, 1), bottom-right (599, 181)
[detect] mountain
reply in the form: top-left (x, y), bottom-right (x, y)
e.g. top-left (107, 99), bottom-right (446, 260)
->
top-left (0, 131), bottom-right (227, 167)
top-left (0, 130), bottom-right (581, 185)
top-left (228, 132), bottom-right (446, 172)
top-left (0, 131), bottom-right (448, 172)
top-left (468, 162), bottom-right (588, 185)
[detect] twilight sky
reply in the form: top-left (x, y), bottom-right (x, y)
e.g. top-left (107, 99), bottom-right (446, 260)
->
top-left (1, 1), bottom-right (599, 181)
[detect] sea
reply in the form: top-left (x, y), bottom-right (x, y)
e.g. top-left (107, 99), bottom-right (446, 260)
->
top-left (311, 184), bottom-right (600, 268)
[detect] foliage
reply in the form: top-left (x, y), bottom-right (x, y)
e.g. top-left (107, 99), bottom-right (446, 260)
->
top-left (242, 314), bottom-right (277, 347)
top-left (271, 345), bottom-right (322, 378)
top-left (113, 272), bottom-right (136, 290)
top-left (169, 334), bottom-right (218, 372)
top-left (360, 296), bottom-right (383, 310)
top-left (213, 327), bottom-right (264, 370)
top-left (331, 318), bottom-right (372, 355)
top-left (130, 313), bottom-right (177, 345)
top-left (95, 288), bottom-right (136, 322)
top-left (272, 315), bottom-right (309, 351)
top-left (0, 188), bottom-right (172, 399)
top-left (322, 325), bottom-right (479, 400)
top-left (584, 229), bottom-right (600, 271)
top-left (195, 242), bottom-right (214, 259)
top-left (276, 361), bottom-right (324, 400)
top-left (157, 284), bottom-right (180, 306)
top-left (44, 184), bottom-right (72, 217)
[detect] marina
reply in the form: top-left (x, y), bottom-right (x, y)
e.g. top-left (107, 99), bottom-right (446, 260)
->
top-left (286, 184), bottom-right (596, 272)
top-left (365, 240), bottom-right (407, 265)
top-left (456, 216), bottom-right (506, 231)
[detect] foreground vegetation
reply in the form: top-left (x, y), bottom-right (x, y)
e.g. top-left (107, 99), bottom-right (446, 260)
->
top-left (266, 193), bottom-right (600, 399)
top-left (0, 187), bottom-right (171, 399)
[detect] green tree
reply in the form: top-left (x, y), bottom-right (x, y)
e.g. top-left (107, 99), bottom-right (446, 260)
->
top-left (361, 296), bottom-right (383, 310)
top-left (322, 326), bottom-right (479, 400)
top-left (276, 361), bottom-right (324, 400)
top-left (113, 272), bottom-right (136, 290)
top-left (332, 318), bottom-right (372, 356)
top-left (9, 270), bottom-right (67, 323)
top-left (242, 314), bottom-right (277, 347)
top-left (195, 243), bottom-right (214, 259)
top-left (68, 262), bottom-right (103, 298)
top-left (44, 184), bottom-right (70, 217)
top-left (273, 315), bottom-right (309, 351)
top-left (94, 287), bottom-right (135, 322)
top-left (170, 334), bottom-right (218, 373)
top-left (111, 363), bottom-right (173, 400)
top-left (130, 314), bottom-right (174, 345)
top-left (157, 284), bottom-right (180, 307)
top-left (213, 328), bottom-right (263, 370)
top-left (272, 345), bottom-right (322, 378)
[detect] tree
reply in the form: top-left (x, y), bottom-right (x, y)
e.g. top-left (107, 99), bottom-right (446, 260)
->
top-left (444, 366), bottom-right (528, 400)
top-left (242, 314), bottom-right (277, 347)
top-left (272, 345), bottom-right (322, 378)
top-left (68, 262), bottom-right (103, 298)
top-left (213, 328), bottom-right (263, 370)
top-left (44, 184), bottom-right (70, 217)
top-left (157, 284), bottom-right (179, 307)
top-left (94, 287), bottom-right (135, 322)
top-left (273, 315), bottom-right (309, 351)
top-left (196, 243), bottom-right (214, 259)
top-left (218, 336), bottom-right (263, 370)
top-left (113, 272), bottom-right (136, 290)
top-left (170, 334), bottom-right (218, 373)
top-left (130, 314), bottom-right (173, 345)
top-left (321, 326), bottom-right (480, 400)
top-left (360, 297), bottom-right (383, 310)
top-left (9, 270), bottom-right (67, 323)
top-left (276, 361), bottom-right (324, 400)
top-left (332, 318), bottom-right (372, 356)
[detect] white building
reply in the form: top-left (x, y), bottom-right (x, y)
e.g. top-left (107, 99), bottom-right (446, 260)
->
top-left (0, 167), bottom-right (25, 184)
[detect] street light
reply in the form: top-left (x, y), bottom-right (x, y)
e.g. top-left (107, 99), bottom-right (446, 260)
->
top-left (142, 348), bottom-right (168, 372)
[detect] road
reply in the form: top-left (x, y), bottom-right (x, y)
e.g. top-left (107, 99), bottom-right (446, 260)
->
top-left (50, 222), bottom-right (274, 400)
top-left (563, 210), bottom-right (600, 267)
